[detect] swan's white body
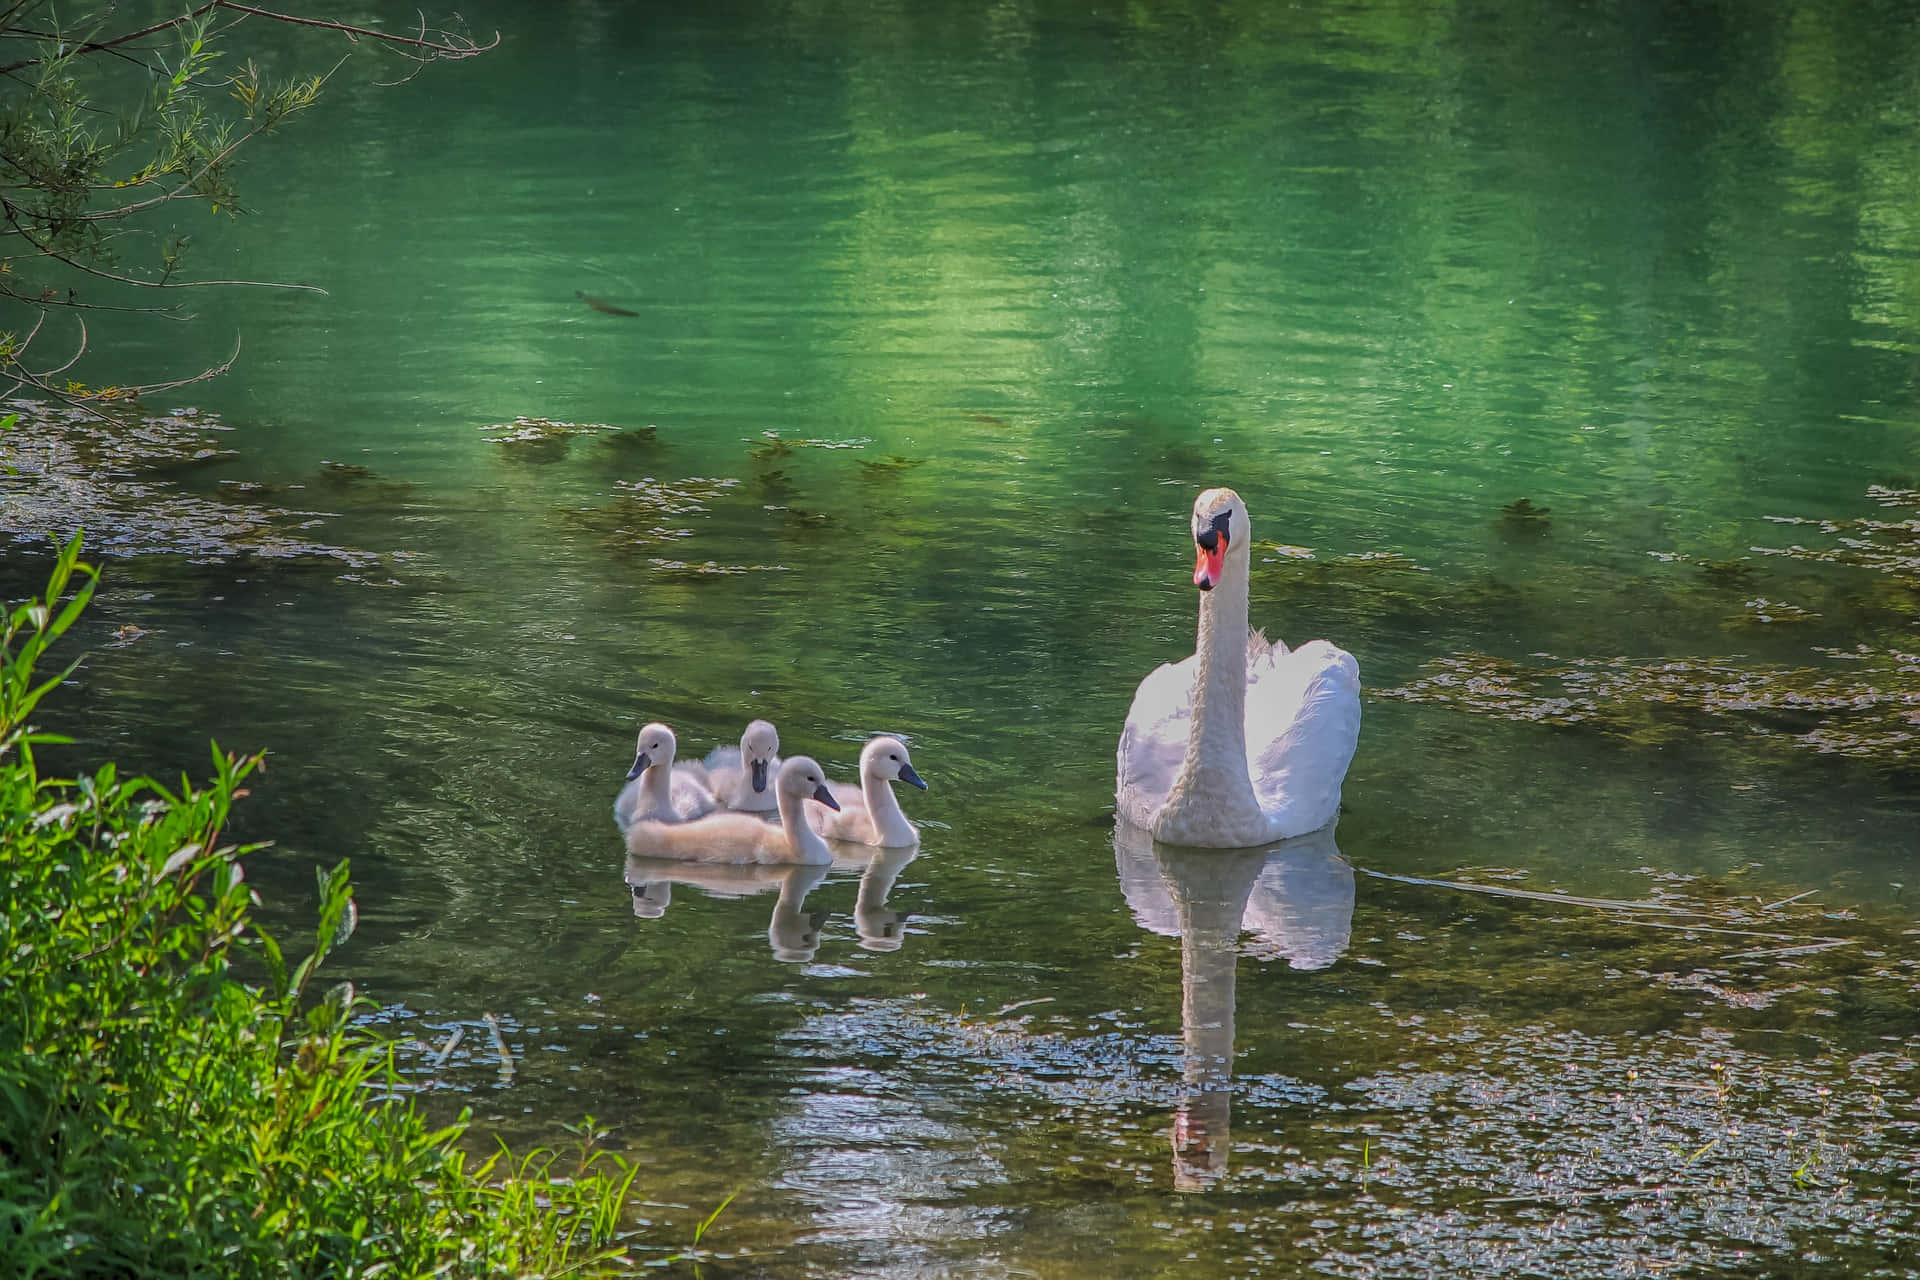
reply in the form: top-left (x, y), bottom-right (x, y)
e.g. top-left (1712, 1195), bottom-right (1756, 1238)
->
top-left (684, 720), bottom-right (782, 813)
top-left (613, 723), bottom-right (718, 829)
top-left (624, 755), bottom-right (840, 865)
top-left (807, 736), bottom-right (925, 847)
top-left (1117, 487), bottom-right (1362, 847)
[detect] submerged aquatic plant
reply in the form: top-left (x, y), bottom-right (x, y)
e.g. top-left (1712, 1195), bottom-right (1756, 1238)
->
top-left (0, 536), bottom-right (640, 1278)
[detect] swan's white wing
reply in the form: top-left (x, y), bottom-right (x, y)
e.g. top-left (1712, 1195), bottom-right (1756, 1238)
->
top-left (1116, 654), bottom-right (1197, 828)
top-left (612, 778), bottom-right (640, 830)
top-left (702, 744), bottom-right (742, 773)
top-left (1246, 639), bottom-right (1361, 840)
top-left (670, 770), bottom-right (718, 820)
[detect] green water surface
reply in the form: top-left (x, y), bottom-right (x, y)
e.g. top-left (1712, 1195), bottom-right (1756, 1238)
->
top-left (9, 1), bottom-right (1920, 1274)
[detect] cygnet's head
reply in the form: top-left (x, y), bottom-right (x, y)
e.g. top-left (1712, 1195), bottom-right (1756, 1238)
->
top-left (740, 718), bottom-right (780, 795)
top-left (860, 735), bottom-right (926, 791)
top-left (625, 722), bottom-right (678, 779)
top-left (776, 755), bottom-right (840, 811)
top-left (1190, 487), bottom-right (1249, 592)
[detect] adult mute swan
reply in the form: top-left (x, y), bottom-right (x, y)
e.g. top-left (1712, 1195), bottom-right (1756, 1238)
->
top-left (624, 755), bottom-right (841, 864)
top-left (613, 723), bottom-right (718, 829)
top-left (807, 735), bottom-right (926, 847)
top-left (1117, 487), bottom-right (1361, 847)
top-left (686, 719), bottom-right (782, 813)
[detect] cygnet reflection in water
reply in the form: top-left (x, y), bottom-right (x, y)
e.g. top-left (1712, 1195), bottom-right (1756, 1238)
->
top-left (1113, 818), bottom-right (1355, 1191)
top-left (840, 841), bottom-right (919, 951)
top-left (624, 857), bottom-right (833, 963)
top-left (624, 841), bottom-right (923, 962)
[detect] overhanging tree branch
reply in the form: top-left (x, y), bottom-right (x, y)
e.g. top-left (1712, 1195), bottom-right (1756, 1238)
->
top-left (0, 3), bottom-right (494, 405)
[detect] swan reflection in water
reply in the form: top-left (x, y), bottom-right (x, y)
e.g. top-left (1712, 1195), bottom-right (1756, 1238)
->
top-left (624, 843), bottom-right (920, 962)
top-left (1113, 819), bottom-right (1355, 1191)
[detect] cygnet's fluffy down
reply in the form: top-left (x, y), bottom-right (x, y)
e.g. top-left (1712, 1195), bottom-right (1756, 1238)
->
top-left (807, 735), bottom-right (926, 847)
top-left (613, 723), bottom-right (717, 829)
top-left (625, 755), bottom-right (841, 864)
top-left (692, 719), bottom-right (782, 812)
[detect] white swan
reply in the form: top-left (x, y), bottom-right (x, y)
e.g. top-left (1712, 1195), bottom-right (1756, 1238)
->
top-left (1117, 487), bottom-right (1362, 847)
top-left (612, 723), bottom-right (718, 829)
top-left (686, 719), bottom-right (782, 813)
top-left (624, 755), bottom-right (841, 864)
top-left (807, 735), bottom-right (926, 847)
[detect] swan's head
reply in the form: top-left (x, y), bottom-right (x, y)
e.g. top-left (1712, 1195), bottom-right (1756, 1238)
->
top-left (625, 722), bottom-right (677, 779)
top-left (777, 755), bottom-right (841, 811)
top-left (860, 735), bottom-right (927, 790)
top-left (740, 718), bottom-right (780, 794)
top-left (1191, 487), bottom-right (1248, 592)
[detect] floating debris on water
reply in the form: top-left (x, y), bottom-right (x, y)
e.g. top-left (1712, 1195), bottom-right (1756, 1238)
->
top-left (644, 558), bottom-right (793, 579)
top-left (563, 476), bottom-right (743, 549)
top-left (0, 398), bottom-right (383, 568)
top-left (479, 416), bottom-right (622, 445)
top-left (1731, 598), bottom-right (1821, 627)
top-left (746, 430), bottom-right (871, 455)
top-left (480, 416), bottom-right (626, 463)
top-left (1753, 486), bottom-right (1920, 583)
top-left (1378, 648), bottom-right (1920, 761)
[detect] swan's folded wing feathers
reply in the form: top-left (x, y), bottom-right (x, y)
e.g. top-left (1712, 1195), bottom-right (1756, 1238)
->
top-left (1116, 655), bottom-right (1198, 827)
top-left (1247, 640), bottom-right (1361, 838)
top-left (670, 770), bottom-right (718, 820)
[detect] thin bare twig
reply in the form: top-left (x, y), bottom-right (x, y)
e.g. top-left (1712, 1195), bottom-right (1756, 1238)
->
top-left (210, 2), bottom-right (500, 58)
top-left (3, 199), bottom-right (327, 293)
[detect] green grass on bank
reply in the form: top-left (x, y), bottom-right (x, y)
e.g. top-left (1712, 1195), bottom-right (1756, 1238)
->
top-left (0, 530), bottom-right (639, 1279)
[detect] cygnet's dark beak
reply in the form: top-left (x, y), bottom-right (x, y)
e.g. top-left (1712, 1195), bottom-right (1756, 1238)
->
top-left (751, 758), bottom-right (769, 792)
top-left (812, 782), bottom-right (841, 811)
top-left (898, 761), bottom-right (927, 790)
top-left (625, 751), bottom-right (651, 780)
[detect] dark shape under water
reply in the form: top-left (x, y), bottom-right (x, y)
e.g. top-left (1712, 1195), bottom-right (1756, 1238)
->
top-left (1498, 497), bottom-right (1552, 534)
top-left (575, 290), bottom-right (639, 317)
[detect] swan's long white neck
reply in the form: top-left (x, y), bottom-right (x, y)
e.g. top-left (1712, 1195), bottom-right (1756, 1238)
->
top-left (860, 767), bottom-right (917, 847)
top-left (639, 760), bottom-right (676, 814)
top-left (777, 787), bottom-right (832, 863)
top-left (1154, 544), bottom-right (1264, 843)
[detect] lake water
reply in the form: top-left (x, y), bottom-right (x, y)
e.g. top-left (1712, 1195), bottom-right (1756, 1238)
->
top-left (9, 1), bottom-right (1920, 1274)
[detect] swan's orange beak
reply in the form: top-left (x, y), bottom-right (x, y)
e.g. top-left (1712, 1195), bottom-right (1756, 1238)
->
top-left (1194, 534), bottom-right (1227, 591)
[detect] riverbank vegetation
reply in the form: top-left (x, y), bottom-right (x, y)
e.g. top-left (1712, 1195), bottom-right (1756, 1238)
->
top-left (0, 532), bottom-right (638, 1278)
